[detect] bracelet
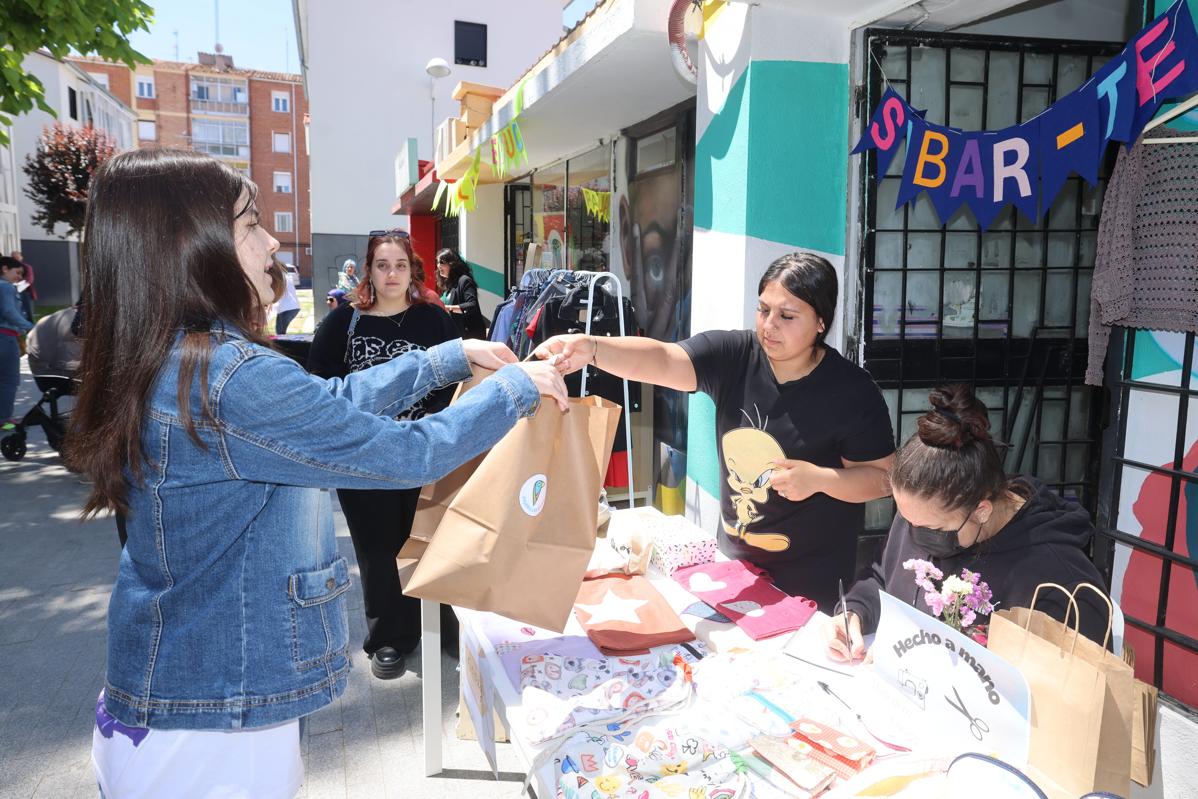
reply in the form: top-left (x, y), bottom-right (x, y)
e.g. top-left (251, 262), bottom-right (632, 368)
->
top-left (590, 336), bottom-right (598, 366)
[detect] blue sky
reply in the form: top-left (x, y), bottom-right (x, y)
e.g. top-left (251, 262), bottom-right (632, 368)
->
top-left (128, 0), bottom-right (299, 74)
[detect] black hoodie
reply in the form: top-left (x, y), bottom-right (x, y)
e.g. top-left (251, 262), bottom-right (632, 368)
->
top-left (844, 479), bottom-right (1112, 647)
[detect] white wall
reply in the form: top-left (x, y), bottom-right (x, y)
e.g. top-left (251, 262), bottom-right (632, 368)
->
top-left (459, 181), bottom-right (506, 317)
top-left (956, 0), bottom-right (1135, 41)
top-left (0, 131), bottom-right (19, 255)
top-left (303, 0), bottom-right (563, 237)
top-left (13, 52), bottom-right (135, 244)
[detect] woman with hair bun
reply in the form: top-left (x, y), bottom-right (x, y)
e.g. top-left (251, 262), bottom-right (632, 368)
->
top-left (827, 384), bottom-right (1110, 661)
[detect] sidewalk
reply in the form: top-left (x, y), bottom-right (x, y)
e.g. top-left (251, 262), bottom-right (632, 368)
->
top-left (0, 358), bottom-right (528, 799)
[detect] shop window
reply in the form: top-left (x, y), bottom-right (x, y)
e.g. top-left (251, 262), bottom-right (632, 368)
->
top-left (454, 21), bottom-right (487, 67)
top-left (530, 161), bottom-right (567, 271)
top-left (566, 146), bottom-right (611, 273)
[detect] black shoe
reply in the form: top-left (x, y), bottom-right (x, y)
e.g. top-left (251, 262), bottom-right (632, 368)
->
top-left (370, 646), bottom-right (405, 680)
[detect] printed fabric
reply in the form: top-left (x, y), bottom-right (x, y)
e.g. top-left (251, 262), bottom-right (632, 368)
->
top-left (673, 560), bottom-right (818, 640)
top-left (552, 714), bottom-right (750, 799)
top-left (517, 650), bottom-right (691, 745)
top-left (574, 575), bottom-right (694, 656)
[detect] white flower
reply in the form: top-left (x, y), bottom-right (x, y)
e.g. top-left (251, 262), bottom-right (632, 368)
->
top-left (941, 575), bottom-right (972, 597)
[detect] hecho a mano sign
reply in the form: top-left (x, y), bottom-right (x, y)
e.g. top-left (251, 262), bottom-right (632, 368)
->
top-left (872, 591), bottom-right (1031, 766)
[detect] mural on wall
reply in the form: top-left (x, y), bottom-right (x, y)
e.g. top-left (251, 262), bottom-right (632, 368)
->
top-left (1110, 330), bottom-right (1198, 708)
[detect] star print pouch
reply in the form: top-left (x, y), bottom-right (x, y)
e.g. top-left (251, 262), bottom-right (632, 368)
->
top-left (574, 574), bottom-right (694, 656)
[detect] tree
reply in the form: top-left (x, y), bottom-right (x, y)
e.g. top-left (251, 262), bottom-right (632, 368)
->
top-left (22, 122), bottom-right (117, 237)
top-left (0, 0), bottom-right (153, 146)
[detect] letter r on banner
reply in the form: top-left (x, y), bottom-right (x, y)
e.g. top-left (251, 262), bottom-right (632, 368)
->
top-left (992, 138), bottom-right (1031, 202)
top-left (914, 130), bottom-right (949, 188)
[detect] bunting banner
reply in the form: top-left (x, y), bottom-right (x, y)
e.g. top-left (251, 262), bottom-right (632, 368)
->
top-left (434, 148), bottom-right (484, 218)
top-left (580, 187), bottom-right (611, 223)
top-left (852, 0), bottom-right (1198, 228)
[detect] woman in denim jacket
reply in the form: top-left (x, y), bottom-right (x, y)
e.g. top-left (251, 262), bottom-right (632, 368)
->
top-left (69, 149), bottom-right (569, 798)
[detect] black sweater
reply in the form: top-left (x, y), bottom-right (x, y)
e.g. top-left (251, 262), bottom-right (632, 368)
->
top-left (844, 479), bottom-right (1112, 647)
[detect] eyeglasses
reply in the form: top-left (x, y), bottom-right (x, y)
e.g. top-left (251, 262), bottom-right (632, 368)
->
top-left (367, 228), bottom-right (410, 239)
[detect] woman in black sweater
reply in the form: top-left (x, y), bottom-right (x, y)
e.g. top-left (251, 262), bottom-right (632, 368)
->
top-left (828, 385), bottom-right (1111, 661)
top-left (308, 231), bottom-right (461, 678)
top-left (435, 248), bottom-right (488, 339)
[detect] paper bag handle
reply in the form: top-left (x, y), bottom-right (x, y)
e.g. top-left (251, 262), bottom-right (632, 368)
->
top-left (1062, 582), bottom-right (1115, 651)
top-left (1027, 582), bottom-right (1084, 655)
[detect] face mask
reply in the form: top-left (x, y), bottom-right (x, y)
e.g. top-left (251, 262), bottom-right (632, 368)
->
top-left (907, 512), bottom-right (975, 559)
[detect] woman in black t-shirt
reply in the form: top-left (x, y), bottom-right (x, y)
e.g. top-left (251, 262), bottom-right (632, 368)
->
top-left (534, 252), bottom-right (896, 609)
top-left (308, 230), bottom-right (461, 679)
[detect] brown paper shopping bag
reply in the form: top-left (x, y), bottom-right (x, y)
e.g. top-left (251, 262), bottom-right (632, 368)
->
top-left (402, 394), bottom-right (621, 631)
top-left (407, 366), bottom-right (495, 543)
top-left (988, 583), bottom-right (1132, 799)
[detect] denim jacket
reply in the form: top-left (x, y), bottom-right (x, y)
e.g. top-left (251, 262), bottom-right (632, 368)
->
top-left (104, 329), bottom-right (539, 730)
top-left (0, 280), bottom-right (32, 334)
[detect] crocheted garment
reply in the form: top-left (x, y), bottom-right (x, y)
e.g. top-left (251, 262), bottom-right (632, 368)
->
top-left (1087, 127), bottom-right (1198, 385)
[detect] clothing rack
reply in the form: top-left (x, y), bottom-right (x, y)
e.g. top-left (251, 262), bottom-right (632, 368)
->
top-left (551, 269), bottom-right (637, 508)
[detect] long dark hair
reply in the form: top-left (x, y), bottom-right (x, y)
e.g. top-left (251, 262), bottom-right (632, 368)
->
top-left (354, 233), bottom-right (424, 309)
top-left (889, 385), bottom-right (1017, 514)
top-left (435, 247), bottom-right (474, 289)
top-left (758, 252), bottom-right (837, 345)
top-left (67, 148), bottom-right (269, 516)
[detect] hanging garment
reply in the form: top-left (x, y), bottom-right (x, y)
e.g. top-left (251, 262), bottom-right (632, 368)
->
top-left (574, 574), bottom-right (694, 656)
top-left (673, 560), bottom-right (819, 641)
top-left (1087, 128), bottom-right (1198, 385)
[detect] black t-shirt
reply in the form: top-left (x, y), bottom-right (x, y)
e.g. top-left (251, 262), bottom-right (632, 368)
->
top-left (308, 302), bottom-right (461, 420)
top-left (679, 330), bottom-right (896, 609)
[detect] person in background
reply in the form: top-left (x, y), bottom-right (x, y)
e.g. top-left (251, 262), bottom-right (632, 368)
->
top-left (273, 261), bottom-right (301, 335)
top-left (1, 257), bottom-right (34, 427)
top-left (337, 259), bottom-right (359, 293)
top-left (411, 253), bottom-right (444, 308)
top-left (326, 288), bottom-right (350, 310)
top-left (308, 229), bottom-right (462, 677)
top-left (436, 248), bottom-right (488, 339)
top-left (11, 251), bottom-right (35, 323)
top-left (827, 384), bottom-right (1112, 661)
top-left (69, 148), bottom-right (569, 797)
top-left (535, 252), bottom-right (896, 610)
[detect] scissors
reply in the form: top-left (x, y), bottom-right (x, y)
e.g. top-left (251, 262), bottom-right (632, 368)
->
top-left (945, 686), bottom-right (990, 741)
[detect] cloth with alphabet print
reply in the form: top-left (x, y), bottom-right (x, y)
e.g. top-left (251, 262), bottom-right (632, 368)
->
top-left (552, 713), bottom-right (750, 799)
top-left (678, 330), bottom-right (895, 609)
top-left (673, 560), bottom-right (818, 640)
top-left (516, 650), bottom-right (691, 745)
top-left (574, 574), bottom-right (694, 656)
top-left (307, 302), bottom-right (461, 418)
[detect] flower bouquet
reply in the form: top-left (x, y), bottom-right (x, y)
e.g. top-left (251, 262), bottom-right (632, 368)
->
top-left (902, 559), bottom-right (996, 644)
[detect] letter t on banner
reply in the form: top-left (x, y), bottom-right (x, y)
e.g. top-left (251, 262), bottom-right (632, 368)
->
top-left (1130, 0), bottom-right (1198, 140)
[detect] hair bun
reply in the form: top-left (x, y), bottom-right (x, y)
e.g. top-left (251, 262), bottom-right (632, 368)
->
top-left (916, 385), bottom-right (992, 449)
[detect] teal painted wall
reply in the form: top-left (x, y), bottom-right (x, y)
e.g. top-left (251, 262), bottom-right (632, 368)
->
top-left (695, 60), bottom-right (850, 256)
top-left (686, 392), bottom-right (721, 499)
top-left (465, 260), bottom-right (506, 297)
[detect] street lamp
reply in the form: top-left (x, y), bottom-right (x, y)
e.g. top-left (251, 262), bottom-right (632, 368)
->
top-left (425, 57), bottom-right (451, 160)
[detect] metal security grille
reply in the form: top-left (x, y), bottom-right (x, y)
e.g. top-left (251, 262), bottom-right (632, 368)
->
top-left (1094, 330), bottom-right (1198, 699)
top-left (859, 30), bottom-right (1121, 540)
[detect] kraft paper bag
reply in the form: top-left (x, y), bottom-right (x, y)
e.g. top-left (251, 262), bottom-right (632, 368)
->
top-left (988, 583), bottom-right (1132, 799)
top-left (402, 394), bottom-right (621, 631)
top-left (407, 366), bottom-right (494, 543)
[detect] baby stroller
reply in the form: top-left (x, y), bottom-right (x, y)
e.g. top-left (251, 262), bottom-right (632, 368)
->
top-left (1, 374), bottom-right (74, 461)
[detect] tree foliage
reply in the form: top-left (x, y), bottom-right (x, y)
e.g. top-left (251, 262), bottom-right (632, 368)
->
top-left (22, 122), bottom-right (116, 237)
top-left (0, 0), bottom-right (153, 145)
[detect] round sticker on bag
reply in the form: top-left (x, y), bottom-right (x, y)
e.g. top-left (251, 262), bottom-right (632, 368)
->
top-left (519, 474), bottom-right (548, 516)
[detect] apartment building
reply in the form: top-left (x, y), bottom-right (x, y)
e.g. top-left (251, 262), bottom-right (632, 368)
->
top-left (70, 52), bottom-right (312, 281)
